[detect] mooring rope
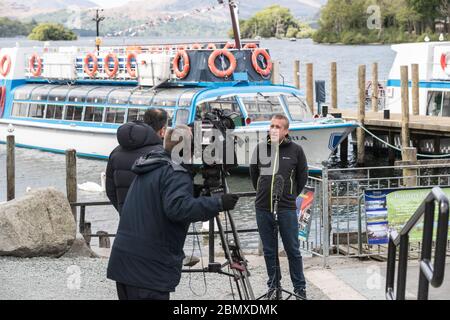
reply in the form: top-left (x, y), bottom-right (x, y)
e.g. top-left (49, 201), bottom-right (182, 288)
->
top-left (356, 122), bottom-right (450, 158)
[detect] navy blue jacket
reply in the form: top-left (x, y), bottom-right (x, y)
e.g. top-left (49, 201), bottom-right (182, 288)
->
top-left (107, 149), bottom-right (223, 292)
top-left (105, 121), bottom-right (163, 214)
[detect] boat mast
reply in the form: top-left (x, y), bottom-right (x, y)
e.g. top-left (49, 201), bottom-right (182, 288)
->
top-left (223, 0), bottom-right (242, 49)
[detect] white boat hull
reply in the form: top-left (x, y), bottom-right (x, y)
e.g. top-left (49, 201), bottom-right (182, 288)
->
top-left (0, 119), bottom-right (356, 171)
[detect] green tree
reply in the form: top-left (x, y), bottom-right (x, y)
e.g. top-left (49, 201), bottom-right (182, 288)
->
top-left (28, 23), bottom-right (77, 41)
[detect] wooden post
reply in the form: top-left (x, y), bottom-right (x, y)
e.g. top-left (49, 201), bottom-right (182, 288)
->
top-left (371, 62), bottom-right (378, 112)
top-left (402, 147), bottom-right (417, 187)
top-left (357, 65), bottom-right (366, 165)
top-left (412, 64), bottom-right (420, 116)
top-left (331, 62), bottom-right (337, 109)
top-left (271, 60), bottom-right (280, 84)
top-left (84, 222), bottom-right (91, 247)
top-left (340, 137), bottom-right (348, 163)
top-left (294, 60), bottom-right (300, 89)
top-left (6, 135), bottom-right (15, 201)
top-left (388, 131), bottom-right (396, 165)
top-left (97, 231), bottom-right (111, 248)
top-left (306, 63), bottom-right (314, 114)
top-left (65, 149), bottom-right (77, 221)
top-left (401, 66), bottom-right (410, 149)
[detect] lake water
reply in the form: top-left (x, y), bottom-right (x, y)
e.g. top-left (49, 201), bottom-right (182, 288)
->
top-left (0, 37), bottom-right (397, 251)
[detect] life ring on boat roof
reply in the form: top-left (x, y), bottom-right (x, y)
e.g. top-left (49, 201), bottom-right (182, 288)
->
top-left (29, 53), bottom-right (43, 77)
top-left (251, 48), bottom-right (272, 77)
top-left (104, 53), bottom-right (119, 78)
top-left (224, 42), bottom-right (235, 49)
top-left (173, 50), bottom-right (190, 79)
top-left (208, 49), bottom-right (237, 78)
top-left (126, 52), bottom-right (137, 78)
top-left (0, 54), bottom-right (11, 77)
top-left (244, 43), bottom-right (258, 49)
top-left (84, 52), bottom-right (98, 78)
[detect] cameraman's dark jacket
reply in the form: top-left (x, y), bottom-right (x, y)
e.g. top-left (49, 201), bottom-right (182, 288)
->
top-left (107, 149), bottom-right (223, 293)
top-left (105, 121), bottom-right (163, 214)
top-left (249, 135), bottom-right (308, 212)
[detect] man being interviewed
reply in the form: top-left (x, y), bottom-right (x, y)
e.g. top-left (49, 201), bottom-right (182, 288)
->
top-left (249, 114), bottom-right (308, 300)
top-left (107, 125), bottom-right (239, 300)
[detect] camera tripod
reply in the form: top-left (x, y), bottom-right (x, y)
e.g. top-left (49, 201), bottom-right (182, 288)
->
top-left (183, 165), bottom-right (254, 300)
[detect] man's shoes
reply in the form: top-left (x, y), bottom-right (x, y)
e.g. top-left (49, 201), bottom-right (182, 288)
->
top-left (295, 288), bottom-right (307, 300)
top-left (183, 255), bottom-right (200, 267)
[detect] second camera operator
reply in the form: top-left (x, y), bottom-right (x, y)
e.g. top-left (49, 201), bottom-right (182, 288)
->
top-left (107, 125), bottom-right (239, 300)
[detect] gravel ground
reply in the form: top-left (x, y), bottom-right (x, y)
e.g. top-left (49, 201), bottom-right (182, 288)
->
top-left (0, 255), bottom-right (328, 300)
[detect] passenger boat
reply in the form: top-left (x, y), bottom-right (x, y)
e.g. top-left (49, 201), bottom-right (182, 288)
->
top-left (0, 42), bottom-right (356, 171)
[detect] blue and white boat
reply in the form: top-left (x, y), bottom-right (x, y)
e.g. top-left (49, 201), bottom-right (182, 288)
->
top-left (0, 44), bottom-right (356, 171)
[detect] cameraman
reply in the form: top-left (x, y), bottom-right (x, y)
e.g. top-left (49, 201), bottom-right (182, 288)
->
top-left (249, 114), bottom-right (308, 300)
top-left (107, 125), bottom-right (239, 300)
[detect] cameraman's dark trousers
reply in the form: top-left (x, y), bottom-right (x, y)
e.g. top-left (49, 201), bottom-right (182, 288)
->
top-left (116, 283), bottom-right (169, 300)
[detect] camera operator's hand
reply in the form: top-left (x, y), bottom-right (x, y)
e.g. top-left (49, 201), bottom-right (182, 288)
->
top-left (221, 193), bottom-right (239, 211)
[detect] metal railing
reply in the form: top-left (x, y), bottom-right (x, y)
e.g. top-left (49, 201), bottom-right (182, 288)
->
top-left (385, 187), bottom-right (449, 300)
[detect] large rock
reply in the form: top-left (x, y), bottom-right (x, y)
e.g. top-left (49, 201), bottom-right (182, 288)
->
top-left (0, 188), bottom-right (76, 257)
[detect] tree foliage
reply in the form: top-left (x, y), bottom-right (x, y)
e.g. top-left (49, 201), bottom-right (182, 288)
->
top-left (229, 5), bottom-right (315, 39)
top-left (0, 18), bottom-right (37, 37)
top-left (314, 0), bottom-right (450, 44)
top-left (28, 23), bottom-right (77, 41)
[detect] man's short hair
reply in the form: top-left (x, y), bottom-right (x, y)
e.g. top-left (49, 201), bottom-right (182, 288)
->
top-left (144, 108), bottom-right (168, 132)
top-left (164, 124), bottom-right (192, 154)
top-left (271, 114), bottom-right (290, 129)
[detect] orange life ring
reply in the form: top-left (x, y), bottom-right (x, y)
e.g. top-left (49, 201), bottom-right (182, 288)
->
top-left (0, 55), bottom-right (11, 77)
top-left (224, 42), bottom-right (236, 49)
top-left (84, 53), bottom-right (98, 78)
top-left (29, 53), bottom-right (42, 77)
top-left (207, 43), bottom-right (217, 50)
top-left (126, 52), bottom-right (137, 78)
top-left (173, 50), bottom-right (190, 79)
top-left (191, 43), bottom-right (202, 50)
top-left (244, 43), bottom-right (258, 49)
top-left (251, 48), bottom-right (272, 77)
top-left (208, 49), bottom-right (237, 78)
top-left (104, 53), bottom-right (119, 78)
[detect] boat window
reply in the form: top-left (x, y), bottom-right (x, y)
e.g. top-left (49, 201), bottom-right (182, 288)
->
top-left (127, 108), bottom-right (146, 122)
top-left (152, 89), bottom-right (183, 107)
top-left (28, 103), bottom-right (45, 118)
top-left (282, 94), bottom-right (312, 121)
top-left (48, 86), bottom-right (69, 103)
top-left (443, 92), bottom-right (450, 117)
top-left (67, 86), bottom-right (94, 103)
top-left (175, 109), bottom-right (190, 125)
top-left (30, 85), bottom-right (53, 101)
top-left (105, 107), bottom-right (126, 124)
top-left (178, 89), bottom-right (198, 107)
top-left (84, 106), bottom-right (104, 122)
top-left (129, 90), bottom-right (154, 106)
top-left (13, 84), bottom-right (39, 100)
top-left (241, 94), bottom-right (285, 122)
top-left (108, 88), bottom-right (133, 105)
top-left (195, 96), bottom-right (242, 120)
top-left (65, 105), bottom-right (83, 121)
top-left (11, 102), bottom-right (29, 117)
top-left (46, 104), bottom-right (64, 119)
top-left (87, 87), bottom-right (115, 104)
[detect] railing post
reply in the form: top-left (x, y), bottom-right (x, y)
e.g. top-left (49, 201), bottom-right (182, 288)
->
top-left (6, 135), bottom-right (15, 201)
top-left (396, 234), bottom-right (409, 300)
top-left (386, 236), bottom-right (397, 300)
top-left (97, 231), bottom-right (111, 248)
top-left (418, 201), bottom-right (434, 300)
top-left (322, 161), bottom-right (330, 268)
